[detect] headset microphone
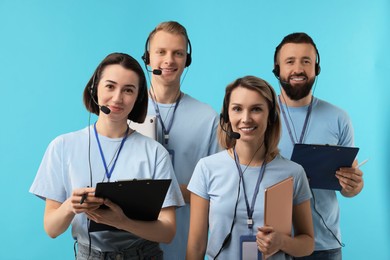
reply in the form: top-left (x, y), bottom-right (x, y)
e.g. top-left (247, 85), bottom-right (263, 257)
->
top-left (228, 130), bottom-right (241, 140)
top-left (144, 66), bottom-right (162, 75)
top-left (219, 114), bottom-right (241, 139)
top-left (99, 105), bottom-right (111, 115)
top-left (152, 69), bottom-right (162, 75)
top-left (89, 72), bottom-right (111, 115)
top-left (90, 93), bottom-right (111, 115)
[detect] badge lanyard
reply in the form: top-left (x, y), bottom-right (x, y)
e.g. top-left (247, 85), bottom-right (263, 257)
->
top-left (233, 147), bottom-right (267, 233)
top-left (279, 95), bottom-right (313, 145)
top-left (150, 92), bottom-right (182, 145)
top-left (94, 122), bottom-right (129, 182)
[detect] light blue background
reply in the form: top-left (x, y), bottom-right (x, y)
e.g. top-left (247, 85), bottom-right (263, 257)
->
top-left (1, 1), bottom-right (388, 259)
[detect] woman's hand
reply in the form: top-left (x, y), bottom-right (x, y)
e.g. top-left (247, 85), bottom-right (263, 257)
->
top-left (85, 199), bottom-right (126, 229)
top-left (69, 187), bottom-right (104, 214)
top-left (256, 226), bottom-right (284, 256)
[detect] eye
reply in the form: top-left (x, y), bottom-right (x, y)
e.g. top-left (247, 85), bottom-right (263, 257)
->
top-left (175, 51), bottom-right (185, 57)
top-left (252, 106), bottom-right (263, 112)
top-left (155, 49), bottom-right (165, 55)
top-left (123, 87), bottom-right (135, 95)
top-left (105, 84), bottom-right (114, 89)
top-left (232, 106), bottom-right (242, 112)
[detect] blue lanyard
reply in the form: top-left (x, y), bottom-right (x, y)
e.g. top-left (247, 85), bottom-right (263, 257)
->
top-left (279, 95), bottom-right (313, 145)
top-left (233, 147), bottom-right (267, 230)
top-left (94, 122), bottom-right (129, 182)
top-left (150, 92), bottom-right (182, 145)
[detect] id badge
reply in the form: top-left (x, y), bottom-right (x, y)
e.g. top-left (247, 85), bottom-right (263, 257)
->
top-left (240, 235), bottom-right (262, 260)
top-left (167, 149), bottom-right (175, 167)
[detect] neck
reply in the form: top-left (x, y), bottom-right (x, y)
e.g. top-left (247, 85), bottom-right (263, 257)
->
top-left (279, 90), bottom-right (313, 107)
top-left (233, 142), bottom-right (266, 166)
top-left (95, 118), bottom-right (129, 138)
top-left (150, 85), bottom-right (181, 104)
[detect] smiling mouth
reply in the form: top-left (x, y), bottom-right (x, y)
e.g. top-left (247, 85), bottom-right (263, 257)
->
top-left (161, 68), bottom-right (177, 72)
top-left (240, 126), bottom-right (257, 132)
top-left (289, 74), bottom-right (307, 82)
top-left (108, 106), bottom-right (123, 112)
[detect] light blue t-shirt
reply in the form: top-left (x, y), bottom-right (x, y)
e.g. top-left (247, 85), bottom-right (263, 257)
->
top-left (147, 93), bottom-right (220, 260)
top-left (188, 151), bottom-right (311, 260)
top-left (30, 127), bottom-right (185, 252)
top-left (278, 96), bottom-right (354, 251)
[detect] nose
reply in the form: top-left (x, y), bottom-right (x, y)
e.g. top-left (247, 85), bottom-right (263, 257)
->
top-left (292, 62), bottom-right (304, 74)
top-left (242, 110), bottom-right (251, 124)
top-left (112, 89), bottom-right (123, 103)
top-left (164, 52), bottom-right (174, 64)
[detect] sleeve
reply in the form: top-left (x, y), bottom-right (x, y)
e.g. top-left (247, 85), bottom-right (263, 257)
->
top-left (208, 113), bottom-right (222, 155)
top-left (29, 137), bottom-right (67, 203)
top-left (292, 165), bottom-right (312, 205)
top-left (338, 110), bottom-right (355, 147)
top-left (187, 159), bottom-right (210, 200)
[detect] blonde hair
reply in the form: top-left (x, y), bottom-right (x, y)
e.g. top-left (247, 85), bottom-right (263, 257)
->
top-left (148, 21), bottom-right (190, 48)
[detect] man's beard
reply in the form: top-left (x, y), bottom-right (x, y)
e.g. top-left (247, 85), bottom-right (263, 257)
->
top-left (280, 74), bottom-right (315, 101)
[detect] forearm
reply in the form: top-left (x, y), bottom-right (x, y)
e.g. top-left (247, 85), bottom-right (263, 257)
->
top-left (280, 233), bottom-right (314, 257)
top-left (186, 244), bottom-right (206, 260)
top-left (186, 231), bottom-right (207, 260)
top-left (44, 199), bottom-right (75, 238)
top-left (186, 193), bottom-right (209, 260)
top-left (282, 200), bottom-right (314, 257)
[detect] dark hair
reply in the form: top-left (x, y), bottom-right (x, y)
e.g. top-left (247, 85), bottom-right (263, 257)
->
top-left (83, 53), bottom-right (148, 123)
top-left (218, 76), bottom-right (281, 160)
top-left (273, 32), bottom-right (320, 65)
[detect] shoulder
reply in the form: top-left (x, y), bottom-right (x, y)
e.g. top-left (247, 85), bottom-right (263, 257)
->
top-left (314, 97), bottom-right (350, 117)
top-left (200, 150), bottom-right (228, 161)
top-left (49, 127), bottom-right (88, 146)
top-left (269, 155), bottom-right (306, 176)
top-left (196, 150), bottom-right (230, 169)
top-left (272, 154), bottom-right (303, 168)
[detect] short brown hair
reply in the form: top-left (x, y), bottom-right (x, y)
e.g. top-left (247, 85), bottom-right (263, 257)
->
top-left (148, 21), bottom-right (190, 48)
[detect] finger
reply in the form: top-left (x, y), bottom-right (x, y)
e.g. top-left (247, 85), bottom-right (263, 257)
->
top-left (258, 226), bottom-right (274, 234)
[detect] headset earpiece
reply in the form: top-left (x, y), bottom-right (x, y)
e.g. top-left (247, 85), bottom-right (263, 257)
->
top-left (272, 65), bottom-right (280, 78)
top-left (264, 82), bottom-right (278, 124)
top-left (141, 51), bottom-right (150, 65)
top-left (90, 72), bottom-right (98, 96)
top-left (184, 39), bottom-right (192, 67)
top-left (221, 95), bottom-right (229, 123)
top-left (315, 63), bottom-right (321, 76)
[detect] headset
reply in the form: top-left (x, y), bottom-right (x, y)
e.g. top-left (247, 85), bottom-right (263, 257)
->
top-left (141, 34), bottom-right (192, 68)
top-left (89, 69), bottom-right (98, 96)
top-left (272, 41), bottom-right (321, 78)
top-left (220, 80), bottom-right (278, 126)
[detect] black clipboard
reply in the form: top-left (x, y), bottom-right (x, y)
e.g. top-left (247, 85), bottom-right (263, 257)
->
top-left (290, 144), bottom-right (359, 190)
top-left (88, 179), bottom-right (171, 232)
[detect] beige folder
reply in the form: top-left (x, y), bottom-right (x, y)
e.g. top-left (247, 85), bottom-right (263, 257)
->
top-left (263, 176), bottom-right (294, 259)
